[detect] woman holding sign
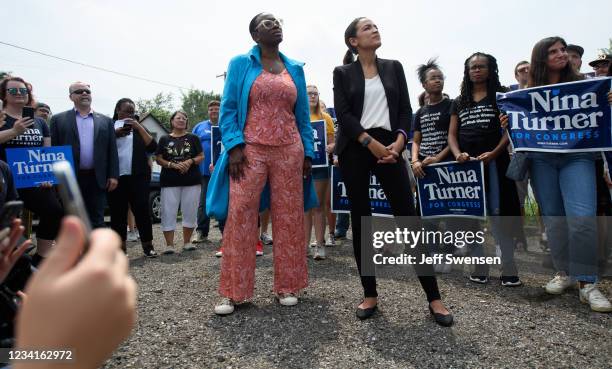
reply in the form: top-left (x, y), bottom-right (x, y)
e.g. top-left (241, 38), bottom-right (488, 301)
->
top-left (210, 12), bottom-right (316, 316)
top-left (448, 52), bottom-right (521, 287)
top-left (0, 77), bottom-right (64, 267)
top-left (501, 37), bottom-right (612, 312)
top-left (305, 84), bottom-right (335, 260)
top-left (333, 17), bottom-right (452, 325)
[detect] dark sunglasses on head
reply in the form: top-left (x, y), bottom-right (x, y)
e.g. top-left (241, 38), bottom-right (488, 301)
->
top-left (71, 89), bottom-right (91, 95)
top-left (6, 87), bottom-right (28, 96)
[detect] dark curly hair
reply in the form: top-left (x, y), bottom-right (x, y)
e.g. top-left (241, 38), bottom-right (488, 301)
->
top-left (416, 58), bottom-right (441, 85)
top-left (457, 52), bottom-right (506, 111)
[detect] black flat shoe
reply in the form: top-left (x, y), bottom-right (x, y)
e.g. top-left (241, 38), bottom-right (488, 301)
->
top-left (429, 305), bottom-right (454, 327)
top-left (356, 305), bottom-right (378, 320)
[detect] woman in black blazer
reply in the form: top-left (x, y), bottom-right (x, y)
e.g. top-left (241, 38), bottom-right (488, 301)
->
top-left (333, 17), bottom-right (452, 325)
top-left (108, 98), bottom-right (158, 257)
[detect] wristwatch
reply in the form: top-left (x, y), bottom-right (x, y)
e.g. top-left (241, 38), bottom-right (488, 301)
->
top-left (361, 136), bottom-right (372, 147)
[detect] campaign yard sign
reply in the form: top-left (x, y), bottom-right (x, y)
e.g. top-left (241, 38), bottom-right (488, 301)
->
top-left (311, 120), bottom-right (328, 168)
top-left (211, 126), bottom-right (224, 165)
top-left (497, 78), bottom-right (612, 152)
top-left (6, 146), bottom-right (75, 189)
top-left (416, 160), bottom-right (486, 219)
top-left (331, 166), bottom-right (392, 217)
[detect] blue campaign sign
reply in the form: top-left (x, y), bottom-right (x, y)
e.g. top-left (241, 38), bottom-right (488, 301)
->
top-left (211, 126), bottom-right (224, 165)
top-left (311, 120), bottom-right (328, 168)
top-left (497, 78), bottom-right (612, 153)
top-left (330, 166), bottom-right (393, 217)
top-left (6, 146), bottom-right (75, 189)
top-left (416, 160), bottom-right (486, 219)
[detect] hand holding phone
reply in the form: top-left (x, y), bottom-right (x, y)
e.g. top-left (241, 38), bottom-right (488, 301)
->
top-left (0, 201), bottom-right (23, 229)
top-left (12, 116), bottom-right (35, 135)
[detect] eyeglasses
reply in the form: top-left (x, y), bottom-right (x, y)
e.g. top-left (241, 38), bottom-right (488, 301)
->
top-left (6, 87), bottom-right (28, 96)
top-left (469, 64), bottom-right (488, 71)
top-left (256, 18), bottom-right (283, 30)
top-left (307, 92), bottom-right (319, 97)
top-left (71, 89), bottom-right (91, 95)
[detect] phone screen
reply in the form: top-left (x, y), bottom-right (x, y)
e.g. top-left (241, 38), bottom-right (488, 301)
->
top-left (22, 107), bottom-right (36, 120)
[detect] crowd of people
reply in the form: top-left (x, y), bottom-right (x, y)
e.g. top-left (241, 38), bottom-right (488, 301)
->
top-left (0, 11), bottom-right (611, 367)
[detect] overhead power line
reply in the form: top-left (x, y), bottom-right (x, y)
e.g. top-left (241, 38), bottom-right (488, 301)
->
top-left (0, 40), bottom-right (191, 90)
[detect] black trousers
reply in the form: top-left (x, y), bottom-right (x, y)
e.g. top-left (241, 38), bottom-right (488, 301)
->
top-left (339, 128), bottom-right (441, 302)
top-left (107, 175), bottom-right (153, 243)
top-left (77, 171), bottom-right (106, 229)
top-left (17, 187), bottom-right (63, 240)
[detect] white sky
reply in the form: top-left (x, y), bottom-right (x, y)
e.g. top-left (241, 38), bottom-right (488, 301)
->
top-left (2, 0), bottom-right (611, 118)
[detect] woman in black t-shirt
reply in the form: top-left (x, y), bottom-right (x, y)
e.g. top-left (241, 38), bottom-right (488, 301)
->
top-left (411, 59), bottom-right (452, 177)
top-left (155, 111), bottom-right (204, 254)
top-left (0, 77), bottom-right (64, 266)
top-left (448, 53), bottom-right (521, 287)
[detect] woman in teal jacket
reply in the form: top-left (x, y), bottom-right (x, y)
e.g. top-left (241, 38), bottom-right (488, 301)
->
top-left (208, 12), bottom-right (316, 315)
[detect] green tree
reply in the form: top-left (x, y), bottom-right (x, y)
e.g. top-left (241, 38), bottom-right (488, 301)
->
top-left (180, 89), bottom-right (221, 127)
top-left (0, 71), bottom-right (12, 80)
top-left (599, 38), bottom-right (612, 55)
top-left (136, 92), bottom-right (174, 130)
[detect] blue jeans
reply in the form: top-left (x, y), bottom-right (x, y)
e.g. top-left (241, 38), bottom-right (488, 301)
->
top-left (469, 160), bottom-right (517, 276)
top-left (335, 213), bottom-right (350, 237)
top-left (529, 152), bottom-right (598, 283)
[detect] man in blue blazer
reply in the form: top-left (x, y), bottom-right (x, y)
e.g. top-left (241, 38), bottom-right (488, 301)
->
top-left (50, 82), bottom-right (119, 228)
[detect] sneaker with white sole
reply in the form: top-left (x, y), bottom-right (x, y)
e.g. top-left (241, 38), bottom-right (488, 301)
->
top-left (183, 243), bottom-right (197, 251)
top-left (215, 247), bottom-right (223, 257)
top-left (313, 245), bottom-right (326, 260)
top-left (579, 283), bottom-right (612, 313)
top-left (325, 234), bottom-right (335, 247)
top-left (214, 298), bottom-right (235, 315)
top-left (501, 276), bottom-right (522, 287)
top-left (162, 245), bottom-right (176, 255)
top-left (126, 230), bottom-right (138, 242)
top-left (191, 231), bottom-right (208, 244)
top-left (545, 273), bottom-right (574, 294)
top-left (278, 293), bottom-right (298, 306)
top-left (260, 232), bottom-right (273, 245)
top-left (256, 240), bottom-right (264, 256)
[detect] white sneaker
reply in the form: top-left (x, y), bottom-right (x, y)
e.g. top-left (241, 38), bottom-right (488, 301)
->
top-left (579, 283), bottom-right (612, 313)
top-left (162, 244), bottom-right (176, 255)
top-left (214, 298), bottom-right (235, 315)
top-left (545, 273), bottom-right (574, 294)
top-left (126, 230), bottom-right (138, 242)
top-left (260, 232), bottom-right (273, 245)
top-left (314, 245), bottom-right (326, 260)
top-left (278, 293), bottom-right (298, 306)
top-left (325, 234), bottom-right (335, 247)
top-left (183, 243), bottom-right (197, 251)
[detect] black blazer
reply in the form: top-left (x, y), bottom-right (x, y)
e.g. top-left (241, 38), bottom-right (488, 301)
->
top-left (50, 109), bottom-right (119, 189)
top-left (333, 58), bottom-right (412, 155)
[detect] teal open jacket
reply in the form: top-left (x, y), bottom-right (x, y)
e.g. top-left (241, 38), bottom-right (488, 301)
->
top-left (206, 45), bottom-right (318, 220)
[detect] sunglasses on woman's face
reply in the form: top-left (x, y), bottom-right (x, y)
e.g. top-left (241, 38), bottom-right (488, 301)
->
top-left (6, 87), bottom-right (28, 96)
top-left (256, 18), bottom-right (283, 30)
top-left (71, 89), bottom-right (91, 95)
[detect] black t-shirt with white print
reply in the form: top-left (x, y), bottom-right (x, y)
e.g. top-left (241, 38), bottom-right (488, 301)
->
top-left (0, 115), bottom-right (50, 162)
top-left (450, 95), bottom-right (502, 157)
top-left (155, 133), bottom-right (202, 188)
top-left (412, 98), bottom-right (452, 158)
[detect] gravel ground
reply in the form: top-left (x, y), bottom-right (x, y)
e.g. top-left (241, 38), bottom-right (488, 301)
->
top-left (104, 224), bottom-right (612, 369)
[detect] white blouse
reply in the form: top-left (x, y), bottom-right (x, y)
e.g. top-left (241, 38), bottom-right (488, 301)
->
top-left (360, 75), bottom-right (391, 131)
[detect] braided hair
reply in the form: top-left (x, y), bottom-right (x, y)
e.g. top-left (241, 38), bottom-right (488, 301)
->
top-left (112, 98), bottom-right (135, 121)
top-left (457, 52), bottom-right (507, 111)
